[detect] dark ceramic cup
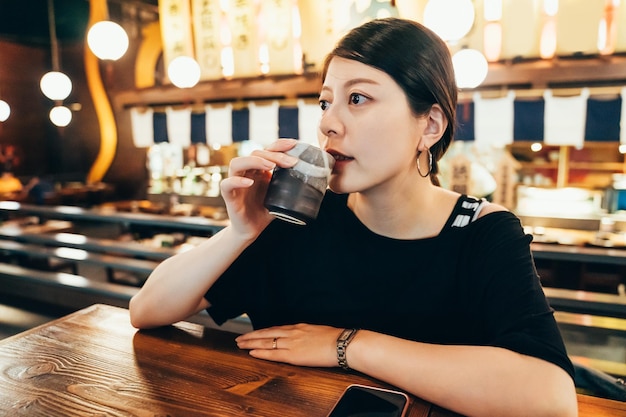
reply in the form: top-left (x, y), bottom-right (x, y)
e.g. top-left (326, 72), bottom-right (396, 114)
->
top-left (264, 142), bottom-right (335, 225)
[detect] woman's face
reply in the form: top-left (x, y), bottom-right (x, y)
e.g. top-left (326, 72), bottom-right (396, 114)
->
top-left (318, 57), bottom-right (427, 195)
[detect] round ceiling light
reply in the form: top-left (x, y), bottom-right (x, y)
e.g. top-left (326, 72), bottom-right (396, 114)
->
top-left (0, 100), bottom-right (10, 122)
top-left (50, 105), bottom-right (72, 127)
top-left (168, 56), bottom-right (201, 89)
top-left (40, 71), bottom-right (72, 101)
top-left (423, 0), bottom-right (475, 42)
top-left (452, 49), bottom-right (489, 89)
top-left (87, 21), bottom-right (129, 61)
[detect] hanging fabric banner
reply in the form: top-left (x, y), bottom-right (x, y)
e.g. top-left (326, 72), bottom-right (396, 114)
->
top-left (617, 2), bottom-right (626, 53)
top-left (297, 0), bottom-right (346, 71)
top-left (166, 106), bottom-right (192, 147)
top-left (556, 0), bottom-right (604, 56)
top-left (191, 0), bottom-right (223, 80)
top-left (260, 0), bottom-right (299, 75)
top-left (130, 107), bottom-right (155, 148)
top-left (585, 95), bottom-right (622, 142)
top-left (500, 0), bottom-right (542, 59)
top-left (159, 0), bottom-right (195, 82)
top-left (513, 98), bottom-right (544, 141)
top-left (543, 88), bottom-right (590, 147)
top-left (206, 103), bottom-right (234, 146)
top-left (249, 101), bottom-right (280, 147)
top-left (621, 88), bottom-right (626, 145)
top-left (455, 101), bottom-right (475, 141)
top-left (297, 99), bottom-right (322, 145)
top-left (228, 0), bottom-right (260, 78)
top-left (473, 91), bottom-right (515, 148)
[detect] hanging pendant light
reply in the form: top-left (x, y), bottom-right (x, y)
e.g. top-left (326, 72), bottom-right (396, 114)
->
top-left (50, 105), bottom-right (72, 127)
top-left (0, 100), bottom-right (10, 122)
top-left (87, 20), bottom-right (129, 61)
top-left (452, 49), bottom-right (489, 88)
top-left (40, 0), bottom-right (72, 102)
top-left (40, 71), bottom-right (72, 101)
top-left (423, 0), bottom-right (475, 42)
top-left (168, 56), bottom-right (201, 88)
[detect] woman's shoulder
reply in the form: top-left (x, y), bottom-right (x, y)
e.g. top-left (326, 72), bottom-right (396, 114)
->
top-left (476, 200), bottom-right (508, 218)
top-left (443, 193), bottom-right (518, 231)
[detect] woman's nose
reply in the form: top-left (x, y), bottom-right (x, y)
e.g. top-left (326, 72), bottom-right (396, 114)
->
top-left (318, 105), bottom-right (344, 138)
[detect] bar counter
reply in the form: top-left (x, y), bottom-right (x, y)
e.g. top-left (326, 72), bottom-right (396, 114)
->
top-left (3, 200), bottom-right (626, 267)
top-left (1, 304), bottom-right (624, 416)
top-left (532, 242), bottom-right (626, 266)
top-left (0, 201), bottom-right (229, 234)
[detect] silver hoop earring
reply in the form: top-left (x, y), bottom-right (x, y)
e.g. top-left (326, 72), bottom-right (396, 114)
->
top-left (417, 148), bottom-right (433, 178)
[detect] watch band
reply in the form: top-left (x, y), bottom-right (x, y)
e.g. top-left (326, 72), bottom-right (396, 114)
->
top-left (336, 328), bottom-right (359, 370)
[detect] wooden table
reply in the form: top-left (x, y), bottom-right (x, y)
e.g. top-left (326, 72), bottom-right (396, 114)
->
top-left (0, 305), bottom-right (624, 417)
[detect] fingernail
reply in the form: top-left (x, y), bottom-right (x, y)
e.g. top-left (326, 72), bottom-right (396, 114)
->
top-left (282, 154), bottom-right (299, 165)
top-left (241, 178), bottom-right (254, 186)
top-left (263, 160), bottom-right (276, 169)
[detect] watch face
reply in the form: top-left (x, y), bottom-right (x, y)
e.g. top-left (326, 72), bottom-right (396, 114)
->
top-left (338, 329), bottom-right (352, 341)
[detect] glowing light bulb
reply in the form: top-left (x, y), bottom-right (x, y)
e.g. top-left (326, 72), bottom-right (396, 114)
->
top-left (50, 105), bottom-right (72, 127)
top-left (40, 71), bottom-right (72, 100)
top-left (87, 21), bottom-right (129, 60)
top-left (168, 56), bottom-right (201, 88)
top-left (0, 100), bottom-right (10, 122)
top-left (452, 49), bottom-right (489, 88)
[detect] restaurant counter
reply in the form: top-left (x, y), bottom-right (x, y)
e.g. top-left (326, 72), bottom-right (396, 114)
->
top-left (0, 201), bottom-right (229, 234)
top-left (531, 242), bottom-right (626, 266)
top-left (1, 304), bottom-right (624, 417)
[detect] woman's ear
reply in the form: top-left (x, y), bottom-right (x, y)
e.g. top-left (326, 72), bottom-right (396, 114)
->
top-left (421, 104), bottom-right (447, 149)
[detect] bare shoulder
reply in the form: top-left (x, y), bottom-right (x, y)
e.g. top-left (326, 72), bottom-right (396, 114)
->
top-left (477, 201), bottom-right (508, 218)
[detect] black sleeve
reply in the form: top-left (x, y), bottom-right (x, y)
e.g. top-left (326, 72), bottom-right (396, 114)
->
top-left (467, 212), bottom-right (575, 380)
top-left (203, 223), bottom-right (281, 326)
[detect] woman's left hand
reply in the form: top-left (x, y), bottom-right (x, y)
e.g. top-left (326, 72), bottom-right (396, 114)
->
top-left (235, 324), bottom-right (343, 367)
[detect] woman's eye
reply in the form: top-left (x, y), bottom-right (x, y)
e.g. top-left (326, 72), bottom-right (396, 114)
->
top-left (319, 100), bottom-right (329, 111)
top-left (349, 93), bottom-right (368, 105)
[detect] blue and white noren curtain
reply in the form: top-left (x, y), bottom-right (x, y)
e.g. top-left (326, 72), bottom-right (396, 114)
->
top-left (130, 100), bottom-right (322, 149)
top-left (131, 89), bottom-right (625, 149)
top-left (455, 88), bottom-right (624, 145)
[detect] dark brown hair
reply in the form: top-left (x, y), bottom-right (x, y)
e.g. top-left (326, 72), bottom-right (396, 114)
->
top-left (322, 18), bottom-right (458, 185)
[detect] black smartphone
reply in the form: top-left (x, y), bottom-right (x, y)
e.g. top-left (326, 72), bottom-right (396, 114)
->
top-left (326, 384), bottom-right (410, 417)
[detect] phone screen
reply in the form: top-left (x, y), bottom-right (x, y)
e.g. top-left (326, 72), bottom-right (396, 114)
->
top-left (326, 384), bottom-right (409, 417)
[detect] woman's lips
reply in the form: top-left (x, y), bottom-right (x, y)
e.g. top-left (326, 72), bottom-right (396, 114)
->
top-left (328, 152), bottom-right (353, 172)
top-left (332, 154), bottom-right (353, 161)
top-left (327, 150), bottom-right (353, 162)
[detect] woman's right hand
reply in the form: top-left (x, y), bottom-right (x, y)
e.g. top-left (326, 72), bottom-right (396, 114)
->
top-left (220, 139), bottom-right (300, 240)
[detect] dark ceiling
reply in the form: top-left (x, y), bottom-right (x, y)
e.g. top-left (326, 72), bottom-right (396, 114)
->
top-left (0, 0), bottom-right (158, 46)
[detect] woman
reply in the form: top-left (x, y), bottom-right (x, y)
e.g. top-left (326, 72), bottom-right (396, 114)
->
top-left (130, 18), bottom-right (577, 417)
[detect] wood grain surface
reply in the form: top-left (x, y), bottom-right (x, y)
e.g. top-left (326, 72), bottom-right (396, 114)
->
top-left (0, 304), bottom-right (623, 416)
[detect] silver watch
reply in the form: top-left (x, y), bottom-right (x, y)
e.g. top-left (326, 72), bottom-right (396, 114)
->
top-left (337, 328), bottom-right (359, 370)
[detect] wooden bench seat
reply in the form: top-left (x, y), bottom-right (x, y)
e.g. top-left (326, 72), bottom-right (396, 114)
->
top-left (555, 311), bottom-right (626, 335)
top-left (552, 312), bottom-right (626, 378)
top-left (544, 287), bottom-right (626, 319)
top-left (0, 262), bottom-right (250, 334)
top-left (0, 239), bottom-right (160, 284)
top-left (0, 229), bottom-right (176, 261)
top-left (571, 355), bottom-right (626, 379)
top-left (0, 262), bottom-right (138, 310)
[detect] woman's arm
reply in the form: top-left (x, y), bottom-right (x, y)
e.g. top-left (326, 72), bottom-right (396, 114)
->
top-left (129, 139), bottom-right (300, 329)
top-left (236, 325), bottom-right (577, 417)
top-left (129, 225), bottom-right (252, 329)
top-left (349, 330), bottom-right (577, 417)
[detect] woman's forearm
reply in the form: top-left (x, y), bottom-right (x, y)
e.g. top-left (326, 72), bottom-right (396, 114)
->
top-left (348, 331), bottom-right (577, 417)
top-left (129, 226), bottom-right (253, 329)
